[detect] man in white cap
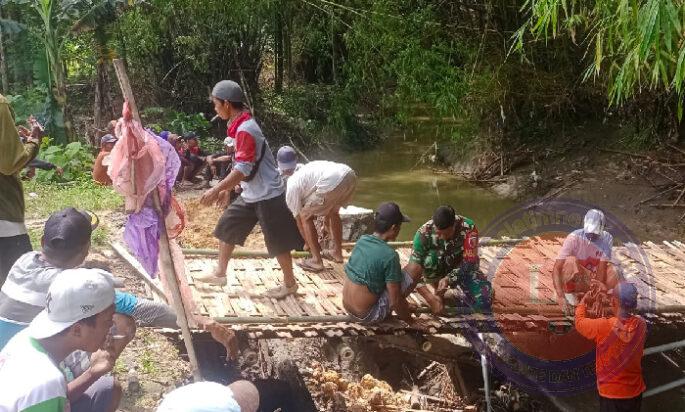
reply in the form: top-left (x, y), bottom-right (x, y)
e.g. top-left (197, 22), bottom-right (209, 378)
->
top-left (0, 269), bottom-right (119, 412)
top-left (553, 209), bottom-right (619, 314)
top-left (157, 380), bottom-right (259, 412)
top-left (199, 80), bottom-right (303, 299)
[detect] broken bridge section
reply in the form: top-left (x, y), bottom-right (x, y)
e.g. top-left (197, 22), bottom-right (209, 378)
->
top-left (144, 237), bottom-right (685, 340)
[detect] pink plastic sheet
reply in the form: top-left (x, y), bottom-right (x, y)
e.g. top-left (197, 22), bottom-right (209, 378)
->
top-left (108, 102), bottom-right (166, 213)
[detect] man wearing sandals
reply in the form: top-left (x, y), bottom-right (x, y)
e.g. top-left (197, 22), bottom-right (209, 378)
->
top-left (285, 159), bottom-right (357, 273)
top-left (198, 80), bottom-right (304, 299)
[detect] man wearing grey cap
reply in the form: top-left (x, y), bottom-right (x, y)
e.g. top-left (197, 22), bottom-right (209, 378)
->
top-left (553, 209), bottom-right (619, 314)
top-left (199, 80), bottom-right (303, 299)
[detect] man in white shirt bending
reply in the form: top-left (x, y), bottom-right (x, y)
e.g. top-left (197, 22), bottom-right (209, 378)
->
top-left (285, 159), bottom-right (357, 272)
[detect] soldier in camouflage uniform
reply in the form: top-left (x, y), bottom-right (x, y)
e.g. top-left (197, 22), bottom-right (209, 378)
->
top-left (404, 205), bottom-right (492, 313)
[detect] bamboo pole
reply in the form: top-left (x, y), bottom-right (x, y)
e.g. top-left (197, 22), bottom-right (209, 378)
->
top-left (112, 59), bottom-right (202, 381)
top-left (181, 237), bottom-right (530, 257)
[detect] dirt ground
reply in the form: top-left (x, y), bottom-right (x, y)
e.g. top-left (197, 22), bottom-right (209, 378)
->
top-left (500, 146), bottom-right (685, 242)
top-left (175, 190), bottom-right (265, 250)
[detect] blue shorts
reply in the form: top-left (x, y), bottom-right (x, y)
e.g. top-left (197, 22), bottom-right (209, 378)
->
top-left (349, 270), bottom-right (413, 324)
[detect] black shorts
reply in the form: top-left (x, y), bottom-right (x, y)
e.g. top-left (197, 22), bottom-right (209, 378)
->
top-left (214, 193), bottom-right (304, 256)
top-left (599, 394), bottom-right (642, 412)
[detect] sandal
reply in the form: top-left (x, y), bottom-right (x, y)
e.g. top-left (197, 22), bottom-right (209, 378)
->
top-left (321, 249), bottom-right (344, 263)
top-left (265, 283), bottom-right (299, 299)
top-left (296, 259), bottom-right (325, 273)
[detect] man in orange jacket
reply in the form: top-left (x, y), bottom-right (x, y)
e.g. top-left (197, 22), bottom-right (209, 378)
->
top-left (575, 282), bottom-right (647, 412)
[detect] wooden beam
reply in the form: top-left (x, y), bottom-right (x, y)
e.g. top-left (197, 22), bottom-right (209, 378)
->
top-left (110, 241), bottom-right (168, 303)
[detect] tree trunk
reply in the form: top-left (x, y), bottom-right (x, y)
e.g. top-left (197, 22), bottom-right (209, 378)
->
top-left (0, 9), bottom-right (9, 93)
top-left (93, 28), bottom-right (115, 145)
top-left (284, 11), bottom-right (292, 83)
top-left (274, 7), bottom-right (284, 94)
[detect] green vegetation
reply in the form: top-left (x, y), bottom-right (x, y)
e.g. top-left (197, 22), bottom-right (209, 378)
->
top-left (24, 179), bottom-right (120, 248)
top-left (1, 0), bottom-right (682, 159)
top-left (23, 179), bottom-right (122, 219)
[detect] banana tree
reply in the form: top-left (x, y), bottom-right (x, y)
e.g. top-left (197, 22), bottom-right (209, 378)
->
top-left (1, 0), bottom-right (87, 141)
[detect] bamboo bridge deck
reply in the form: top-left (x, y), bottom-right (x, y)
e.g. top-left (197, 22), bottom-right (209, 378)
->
top-left (143, 237), bottom-right (685, 340)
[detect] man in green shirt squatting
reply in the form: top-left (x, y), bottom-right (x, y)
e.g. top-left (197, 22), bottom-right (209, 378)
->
top-left (404, 205), bottom-right (493, 314)
top-left (342, 202), bottom-right (429, 328)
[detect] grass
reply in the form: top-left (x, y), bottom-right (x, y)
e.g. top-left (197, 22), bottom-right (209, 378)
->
top-left (23, 179), bottom-right (122, 248)
top-left (23, 179), bottom-right (123, 220)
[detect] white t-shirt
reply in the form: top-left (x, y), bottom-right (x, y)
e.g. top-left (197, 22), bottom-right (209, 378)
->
top-left (285, 161), bottom-right (352, 216)
top-left (0, 329), bottom-right (67, 412)
top-left (556, 229), bottom-right (613, 272)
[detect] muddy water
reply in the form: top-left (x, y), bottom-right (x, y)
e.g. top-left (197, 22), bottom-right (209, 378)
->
top-left (326, 126), bottom-right (514, 240)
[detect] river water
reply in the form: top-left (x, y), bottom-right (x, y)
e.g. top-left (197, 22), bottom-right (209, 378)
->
top-left (326, 126), bottom-right (515, 240)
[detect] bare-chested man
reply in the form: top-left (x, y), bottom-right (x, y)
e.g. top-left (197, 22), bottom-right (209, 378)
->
top-left (342, 202), bottom-right (427, 328)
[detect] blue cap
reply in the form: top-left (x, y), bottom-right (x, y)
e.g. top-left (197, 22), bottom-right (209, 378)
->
top-left (276, 146), bottom-right (298, 171)
top-left (159, 131), bottom-right (170, 140)
top-left (613, 282), bottom-right (638, 310)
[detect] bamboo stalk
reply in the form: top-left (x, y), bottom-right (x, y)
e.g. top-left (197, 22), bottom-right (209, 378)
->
top-left (181, 237), bottom-right (530, 257)
top-left (112, 58), bottom-right (202, 381)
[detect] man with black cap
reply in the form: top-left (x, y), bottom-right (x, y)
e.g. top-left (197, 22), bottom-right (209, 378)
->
top-left (575, 282), bottom-right (646, 411)
top-left (342, 202), bottom-right (427, 326)
top-left (0, 269), bottom-right (120, 412)
top-left (553, 209), bottom-right (619, 314)
top-left (404, 205), bottom-right (491, 313)
top-left (198, 80), bottom-right (303, 299)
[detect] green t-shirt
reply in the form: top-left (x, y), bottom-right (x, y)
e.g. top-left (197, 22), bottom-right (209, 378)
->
top-left (344, 234), bottom-right (402, 295)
